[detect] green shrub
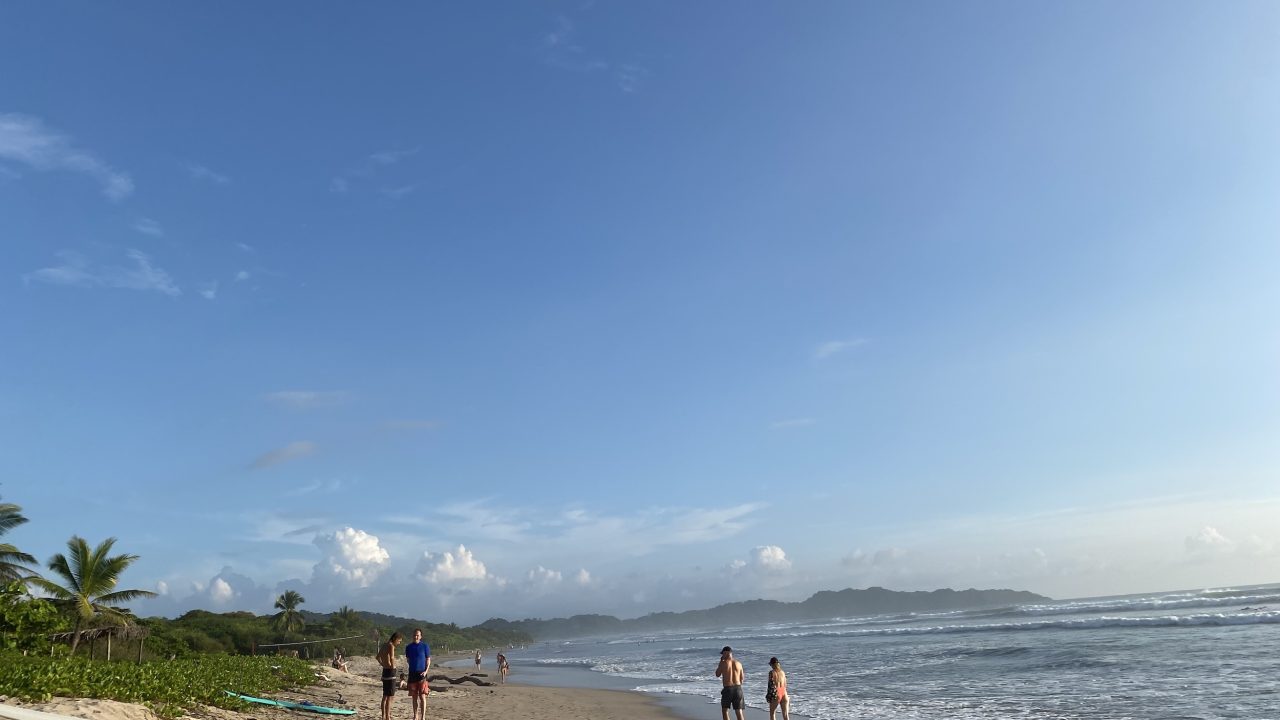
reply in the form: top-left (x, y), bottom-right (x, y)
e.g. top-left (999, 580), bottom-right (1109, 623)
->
top-left (0, 652), bottom-right (316, 718)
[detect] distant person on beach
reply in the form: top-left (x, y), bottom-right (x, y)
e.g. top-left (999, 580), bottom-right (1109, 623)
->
top-left (715, 645), bottom-right (745, 720)
top-left (377, 632), bottom-right (403, 720)
top-left (405, 629), bottom-right (432, 720)
top-left (496, 652), bottom-right (509, 684)
top-left (766, 657), bottom-right (789, 720)
top-left (474, 649), bottom-right (482, 671)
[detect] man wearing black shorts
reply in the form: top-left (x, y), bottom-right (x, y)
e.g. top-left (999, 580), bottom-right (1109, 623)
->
top-left (715, 645), bottom-right (745, 720)
top-left (377, 632), bottom-right (403, 720)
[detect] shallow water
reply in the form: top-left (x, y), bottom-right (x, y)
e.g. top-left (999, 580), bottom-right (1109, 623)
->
top-left (513, 583), bottom-right (1280, 719)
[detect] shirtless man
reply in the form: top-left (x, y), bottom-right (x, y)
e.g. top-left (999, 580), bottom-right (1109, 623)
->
top-left (377, 632), bottom-right (403, 720)
top-left (715, 646), bottom-right (745, 720)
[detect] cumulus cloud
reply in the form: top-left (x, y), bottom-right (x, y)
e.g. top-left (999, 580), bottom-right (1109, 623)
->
top-left (25, 249), bottom-right (180, 296)
top-left (527, 565), bottom-right (562, 585)
top-left (728, 545), bottom-right (793, 576)
top-left (574, 568), bottom-right (592, 586)
top-left (209, 577), bottom-right (234, 604)
top-left (155, 580), bottom-right (169, 596)
top-left (416, 544), bottom-right (502, 586)
top-left (312, 528), bottom-right (391, 588)
top-left (249, 440), bottom-right (317, 470)
top-left (0, 113), bottom-right (133, 200)
top-left (1185, 526), bottom-right (1232, 553)
top-left (198, 281), bottom-right (218, 301)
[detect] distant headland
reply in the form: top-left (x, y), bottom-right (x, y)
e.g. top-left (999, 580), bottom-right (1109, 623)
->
top-left (478, 586), bottom-right (1050, 639)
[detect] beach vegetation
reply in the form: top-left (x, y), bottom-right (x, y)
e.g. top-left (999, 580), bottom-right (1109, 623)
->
top-left (0, 649), bottom-right (316, 718)
top-left (29, 536), bottom-right (157, 655)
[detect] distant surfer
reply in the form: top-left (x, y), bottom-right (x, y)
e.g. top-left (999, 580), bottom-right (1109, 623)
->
top-left (405, 629), bottom-right (432, 720)
top-left (377, 632), bottom-right (403, 720)
top-left (715, 645), bottom-right (745, 720)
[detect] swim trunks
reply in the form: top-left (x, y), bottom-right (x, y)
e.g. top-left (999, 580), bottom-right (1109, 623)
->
top-left (381, 668), bottom-right (396, 697)
top-left (408, 671), bottom-right (427, 697)
top-left (721, 685), bottom-right (744, 710)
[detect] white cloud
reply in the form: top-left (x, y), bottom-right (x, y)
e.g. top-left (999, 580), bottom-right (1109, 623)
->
top-left (0, 113), bottom-right (133, 200)
top-left (330, 148), bottom-right (420, 194)
top-left (25, 249), bottom-right (180, 296)
top-left (329, 177), bottom-right (349, 193)
top-left (416, 544), bottom-right (502, 585)
top-left (312, 528), bottom-right (391, 588)
top-left (574, 568), bottom-right (592, 586)
top-left (249, 440), bottom-right (317, 470)
top-left (155, 580), bottom-right (169, 596)
top-left (187, 164), bottom-right (230, 185)
top-left (814, 338), bottom-right (867, 360)
top-left (133, 217), bottom-right (164, 237)
top-left (728, 545), bottom-right (793, 576)
top-left (527, 565), bottom-right (562, 585)
top-left (199, 281), bottom-right (218, 301)
top-left (236, 243), bottom-right (254, 253)
top-left (235, 270), bottom-right (250, 282)
top-left (209, 577), bottom-right (234, 604)
top-left (266, 391), bottom-right (349, 410)
top-left (1185, 526), bottom-right (1232, 553)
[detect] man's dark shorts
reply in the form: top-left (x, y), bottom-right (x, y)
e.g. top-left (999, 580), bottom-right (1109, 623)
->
top-left (721, 685), bottom-right (744, 710)
top-left (381, 668), bottom-right (396, 697)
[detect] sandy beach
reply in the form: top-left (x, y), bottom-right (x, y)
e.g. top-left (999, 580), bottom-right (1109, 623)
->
top-left (0, 656), bottom-right (688, 720)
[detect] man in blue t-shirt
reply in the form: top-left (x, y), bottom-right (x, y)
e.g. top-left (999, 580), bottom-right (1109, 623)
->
top-left (404, 629), bottom-right (432, 720)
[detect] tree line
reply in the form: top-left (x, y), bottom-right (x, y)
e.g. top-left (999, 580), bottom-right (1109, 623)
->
top-left (0, 496), bottom-right (529, 660)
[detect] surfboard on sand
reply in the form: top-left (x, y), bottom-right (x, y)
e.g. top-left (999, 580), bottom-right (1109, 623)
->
top-left (224, 692), bottom-right (356, 715)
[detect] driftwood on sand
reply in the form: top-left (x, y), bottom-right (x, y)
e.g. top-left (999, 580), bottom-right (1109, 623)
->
top-left (427, 673), bottom-right (494, 687)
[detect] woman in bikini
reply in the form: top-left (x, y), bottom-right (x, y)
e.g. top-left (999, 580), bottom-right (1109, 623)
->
top-left (766, 656), bottom-right (790, 720)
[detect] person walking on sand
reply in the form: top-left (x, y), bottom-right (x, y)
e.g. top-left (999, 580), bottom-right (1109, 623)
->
top-left (765, 657), bottom-right (790, 720)
top-left (377, 632), bottom-right (403, 720)
top-left (715, 646), bottom-right (745, 720)
top-left (474, 649), bottom-right (482, 672)
top-left (404, 629), bottom-right (432, 720)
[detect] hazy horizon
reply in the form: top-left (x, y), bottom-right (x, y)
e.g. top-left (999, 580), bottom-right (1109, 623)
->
top-left (3, 2), bottom-right (1278, 626)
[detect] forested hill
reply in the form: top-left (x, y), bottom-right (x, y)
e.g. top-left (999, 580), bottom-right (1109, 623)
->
top-left (478, 586), bottom-right (1050, 639)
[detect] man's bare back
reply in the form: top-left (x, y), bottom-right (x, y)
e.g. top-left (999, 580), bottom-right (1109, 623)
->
top-left (715, 646), bottom-right (745, 720)
top-left (716, 656), bottom-right (743, 686)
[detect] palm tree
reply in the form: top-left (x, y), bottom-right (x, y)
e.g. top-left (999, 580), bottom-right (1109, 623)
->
top-left (332, 604), bottom-right (359, 629)
top-left (0, 499), bottom-right (37, 582)
top-left (31, 536), bottom-right (156, 654)
top-left (272, 590), bottom-right (306, 634)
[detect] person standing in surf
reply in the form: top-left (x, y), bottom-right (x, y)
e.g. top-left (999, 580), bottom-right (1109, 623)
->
top-left (473, 649), bottom-right (482, 672)
top-left (404, 629), bottom-right (432, 720)
top-left (715, 645), bottom-right (745, 720)
top-left (377, 632), bottom-right (403, 720)
top-left (766, 656), bottom-right (790, 720)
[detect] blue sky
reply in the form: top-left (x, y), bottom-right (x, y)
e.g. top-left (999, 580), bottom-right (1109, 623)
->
top-left (2, 2), bottom-right (1279, 624)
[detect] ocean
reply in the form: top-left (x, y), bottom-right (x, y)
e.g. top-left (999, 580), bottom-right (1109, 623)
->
top-left (512, 584), bottom-right (1280, 719)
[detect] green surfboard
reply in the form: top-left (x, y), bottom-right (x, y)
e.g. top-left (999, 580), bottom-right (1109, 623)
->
top-left (224, 691), bottom-right (356, 715)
